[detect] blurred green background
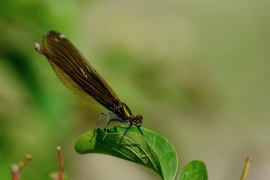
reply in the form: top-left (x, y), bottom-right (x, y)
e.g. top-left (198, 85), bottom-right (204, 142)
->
top-left (1, 0), bottom-right (270, 179)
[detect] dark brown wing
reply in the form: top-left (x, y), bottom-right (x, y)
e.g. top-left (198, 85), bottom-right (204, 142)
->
top-left (40, 30), bottom-right (120, 111)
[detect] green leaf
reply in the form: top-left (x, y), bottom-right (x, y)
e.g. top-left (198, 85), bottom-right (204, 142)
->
top-left (75, 126), bottom-right (178, 180)
top-left (178, 160), bottom-right (208, 180)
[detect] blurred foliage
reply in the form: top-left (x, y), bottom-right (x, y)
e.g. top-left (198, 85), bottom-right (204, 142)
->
top-left (0, 0), bottom-right (270, 180)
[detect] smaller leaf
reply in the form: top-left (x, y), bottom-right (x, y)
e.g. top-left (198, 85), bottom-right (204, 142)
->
top-left (75, 126), bottom-right (178, 180)
top-left (178, 160), bottom-right (208, 180)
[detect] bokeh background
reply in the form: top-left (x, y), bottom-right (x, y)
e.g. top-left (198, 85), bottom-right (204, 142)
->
top-left (1, 0), bottom-right (270, 179)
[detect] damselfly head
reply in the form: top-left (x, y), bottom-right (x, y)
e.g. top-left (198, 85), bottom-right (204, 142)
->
top-left (132, 115), bottom-right (143, 127)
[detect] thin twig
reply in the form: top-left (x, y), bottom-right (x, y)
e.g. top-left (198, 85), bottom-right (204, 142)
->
top-left (240, 157), bottom-right (251, 180)
top-left (57, 146), bottom-right (64, 180)
top-left (11, 154), bottom-right (32, 180)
